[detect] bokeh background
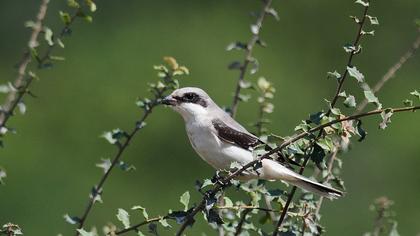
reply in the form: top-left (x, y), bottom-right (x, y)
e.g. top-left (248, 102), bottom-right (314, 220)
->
top-left (0, 0), bottom-right (419, 235)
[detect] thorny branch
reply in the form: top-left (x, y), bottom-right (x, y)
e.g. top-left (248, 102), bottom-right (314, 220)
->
top-left (356, 33), bottom-right (420, 113)
top-left (74, 87), bottom-right (171, 236)
top-left (272, 3), bottom-right (371, 235)
top-left (0, 0), bottom-right (50, 128)
top-left (175, 104), bottom-right (419, 236)
top-left (0, 1), bottom-right (81, 131)
top-left (315, 31), bottom-right (420, 215)
top-left (230, 0), bottom-right (273, 118)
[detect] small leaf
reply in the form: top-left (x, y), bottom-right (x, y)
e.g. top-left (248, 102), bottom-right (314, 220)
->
top-left (366, 15), bottom-right (379, 25)
top-left (344, 95), bottom-right (356, 108)
top-left (132, 205), bottom-right (149, 219)
top-left (249, 58), bottom-right (259, 74)
top-left (356, 120), bottom-right (367, 141)
top-left (228, 61), bottom-right (242, 70)
top-left (355, 0), bottom-right (369, 7)
top-left (63, 214), bottom-right (81, 225)
top-left (180, 191), bottom-right (190, 211)
top-left (327, 71), bottom-right (341, 80)
top-left (379, 109), bottom-right (393, 129)
top-left (226, 41), bottom-right (247, 51)
top-left (85, 0), bottom-right (97, 12)
top-left (116, 208), bottom-right (130, 229)
top-left (310, 144), bottom-right (326, 170)
top-left (364, 90), bottom-right (382, 109)
top-left (44, 27), bottom-right (54, 46)
top-left (410, 90), bottom-right (420, 100)
top-left (159, 218), bottom-right (171, 228)
top-left (67, 0), bottom-right (80, 8)
top-left (59, 11), bottom-right (72, 25)
top-left (403, 99), bottom-right (413, 106)
top-left (347, 66), bottom-right (364, 82)
top-left (163, 56), bottom-right (179, 70)
top-left (266, 8), bottom-right (280, 21)
top-left (17, 101), bottom-right (26, 114)
top-left (205, 209), bottom-right (224, 225)
top-left (0, 168), bottom-right (6, 185)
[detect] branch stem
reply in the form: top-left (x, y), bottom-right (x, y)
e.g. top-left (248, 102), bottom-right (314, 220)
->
top-left (230, 0), bottom-right (273, 118)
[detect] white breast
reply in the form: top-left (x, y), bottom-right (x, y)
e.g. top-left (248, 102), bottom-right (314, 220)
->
top-left (185, 118), bottom-right (254, 170)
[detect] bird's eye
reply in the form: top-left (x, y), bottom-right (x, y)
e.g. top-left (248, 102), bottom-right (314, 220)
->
top-left (183, 93), bottom-right (197, 101)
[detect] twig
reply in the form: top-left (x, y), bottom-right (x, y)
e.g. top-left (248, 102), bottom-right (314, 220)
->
top-left (272, 3), bottom-right (371, 234)
top-left (0, 0), bottom-right (49, 128)
top-left (175, 105), bottom-right (420, 236)
top-left (314, 150), bottom-right (338, 215)
top-left (234, 208), bottom-right (252, 236)
top-left (315, 33), bottom-right (420, 215)
top-left (356, 33), bottom-right (420, 113)
top-left (114, 216), bottom-right (166, 235)
top-left (74, 87), bottom-right (170, 235)
top-left (230, 0), bottom-right (273, 118)
top-left (328, 2), bottom-right (370, 112)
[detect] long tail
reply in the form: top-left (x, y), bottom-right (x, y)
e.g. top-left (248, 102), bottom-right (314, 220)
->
top-left (260, 159), bottom-right (344, 199)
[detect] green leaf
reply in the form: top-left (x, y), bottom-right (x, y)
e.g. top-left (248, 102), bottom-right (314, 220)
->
top-left (366, 15), bottom-right (379, 25)
top-left (59, 11), bottom-right (71, 25)
top-left (379, 109), bottom-right (393, 130)
top-left (180, 191), bottom-right (190, 211)
top-left (67, 0), bottom-right (80, 8)
top-left (116, 208), bottom-right (130, 229)
top-left (44, 27), bottom-right (54, 46)
top-left (364, 90), bottom-right (382, 109)
top-left (355, 0), bottom-right (369, 6)
top-left (159, 219), bottom-right (171, 228)
top-left (223, 197), bottom-right (234, 208)
top-left (132, 205), bottom-right (149, 219)
top-left (344, 95), bottom-right (356, 108)
top-left (0, 168), bottom-right (6, 185)
top-left (347, 66), bottom-right (364, 82)
top-left (389, 222), bottom-right (400, 236)
top-left (266, 8), bottom-right (280, 21)
top-left (85, 0), bottom-right (97, 12)
top-left (57, 38), bottom-right (65, 48)
top-left (403, 99), bottom-right (413, 106)
top-left (410, 90), bottom-right (420, 100)
top-left (63, 214), bottom-right (81, 225)
top-left (316, 137), bottom-right (334, 152)
top-left (356, 120), bottom-right (367, 141)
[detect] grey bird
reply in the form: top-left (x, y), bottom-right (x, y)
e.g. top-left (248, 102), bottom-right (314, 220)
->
top-left (162, 87), bottom-right (343, 199)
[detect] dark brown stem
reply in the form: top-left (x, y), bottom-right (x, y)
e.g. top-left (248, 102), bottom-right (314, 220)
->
top-left (0, 0), bottom-right (49, 128)
top-left (230, 0), bottom-right (273, 118)
top-left (328, 3), bottom-right (370, 112)
top-left (234, 208), bottom-right (252, 236)
top-left (114, 216), bottom-right (166, 235)
top-left (75, 87), bottom-right (169, 235)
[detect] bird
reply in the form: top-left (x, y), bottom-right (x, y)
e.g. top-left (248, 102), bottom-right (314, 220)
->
top-left (162, 87), bottom-right (343, 199)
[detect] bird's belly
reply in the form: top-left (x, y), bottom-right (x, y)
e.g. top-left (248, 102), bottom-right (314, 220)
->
top-left (187, 129), bottom-right (253, 170)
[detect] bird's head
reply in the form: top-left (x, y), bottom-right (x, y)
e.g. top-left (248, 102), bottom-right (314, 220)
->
top-left (162, 87), bottom-right (213, 120)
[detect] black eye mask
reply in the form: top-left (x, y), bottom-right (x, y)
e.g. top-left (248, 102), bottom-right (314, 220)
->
top-left (174, 93), bottom-right (207, 107)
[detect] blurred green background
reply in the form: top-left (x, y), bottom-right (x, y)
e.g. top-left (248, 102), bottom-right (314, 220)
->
top-left (0, 0), bottom-right (419, 235)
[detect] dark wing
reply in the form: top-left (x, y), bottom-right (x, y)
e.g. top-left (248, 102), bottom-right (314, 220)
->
top-left (212, 118), bottom-right (262, 150)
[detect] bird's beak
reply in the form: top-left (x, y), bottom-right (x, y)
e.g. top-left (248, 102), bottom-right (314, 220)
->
top-left (161, 95), bottom-right (177, 106)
